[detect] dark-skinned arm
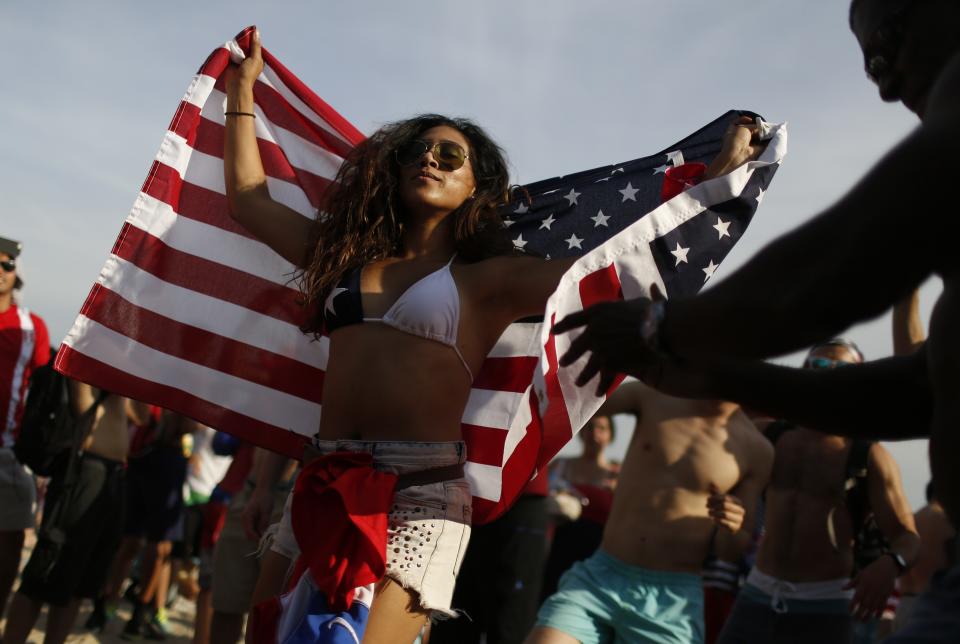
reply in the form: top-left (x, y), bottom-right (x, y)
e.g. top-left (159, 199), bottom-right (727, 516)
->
top-left (660, 56), bottom-right (960, 362)
top-left (654, 349), bottom-right (933, 440)
top-left (893, 289), bottom-right (925, 356)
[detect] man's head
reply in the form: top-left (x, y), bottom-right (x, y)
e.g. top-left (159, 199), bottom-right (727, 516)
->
top-left (0, 237), bottom-right (23, 298)
top-left (804, 338), bottom-right (865, 369)
top-left (850, 0), bottom-right (960, 117)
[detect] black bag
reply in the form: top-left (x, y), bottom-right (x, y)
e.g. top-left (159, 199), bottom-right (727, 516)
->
top-left (13, 355), bottom-right (106, 476)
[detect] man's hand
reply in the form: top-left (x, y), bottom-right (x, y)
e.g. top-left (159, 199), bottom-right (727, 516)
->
top-left (554, 294), bottom-right (663, 396)
top-left (844, 556), bottom-right (898, 621)
top-left (241, 487), bottom-right (276, 542)
top-left (707, 486), bottom-right (746, 533)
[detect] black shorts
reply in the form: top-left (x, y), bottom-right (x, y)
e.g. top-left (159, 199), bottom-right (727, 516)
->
top-left (19, 453), bottom-right (126, 606)
top-left (124, 445), bottom-right (187, 542)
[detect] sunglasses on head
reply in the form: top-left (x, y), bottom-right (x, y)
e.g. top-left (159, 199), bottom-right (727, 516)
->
top-left (803, 356), bottom-right (852, 370)
top-left (395, 139), bottom-right (469, 171)
top-left (0, 260), bottom-right (15, 272)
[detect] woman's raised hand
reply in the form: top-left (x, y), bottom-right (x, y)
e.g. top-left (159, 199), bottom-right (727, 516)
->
top-left (226, 28), bottom-right (264, 97)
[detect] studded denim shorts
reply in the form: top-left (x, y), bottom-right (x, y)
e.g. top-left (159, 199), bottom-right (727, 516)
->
top-left (270, 440), bottom-right (472, 618)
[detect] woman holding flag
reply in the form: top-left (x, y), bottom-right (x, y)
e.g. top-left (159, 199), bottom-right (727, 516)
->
top-left (224, 29), bottom-right (760, 642)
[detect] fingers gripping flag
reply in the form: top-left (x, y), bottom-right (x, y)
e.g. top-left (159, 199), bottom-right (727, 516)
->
top-left (56, 27), bottom-right (787, 525)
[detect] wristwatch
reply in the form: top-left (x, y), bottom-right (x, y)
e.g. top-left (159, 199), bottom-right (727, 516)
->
top-left (886, 552), bottom-right (907, 575)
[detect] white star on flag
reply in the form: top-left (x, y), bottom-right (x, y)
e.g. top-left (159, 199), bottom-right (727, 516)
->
top-left (670, 242), bottom-right (690, 266)
top-left (756, 187), bottom-right (765, 204)
top-left (653, 164), bottom-right (670, 175)
top-left (539, 214), bottom-right (556, 230)
top-left (565, 234), bottom-right (584, 250)
top-left (503, 218), bottom-right (515, 228)
top-left (713, 217), bottom-right (731, 239)
top-left (514, 202), bottom-right (529, 214)
top-left (324, 287), bottom-right (348, 315)
top-left (513, 234), bottom-right (528, 250)
top-left (619, 183), bottom-right (639, 202)
top-left (591, 210), bottom-right (610, 227)
top-left (703, 260), bottom-right (719, 282)
top-left (564, 189), bottom-right (581, 206)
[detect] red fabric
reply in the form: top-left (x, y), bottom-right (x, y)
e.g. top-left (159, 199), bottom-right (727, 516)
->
top-left (290, 452), bottom-right (398, 611)
top-left (522, 469), bottom-right (550, 496)
top-left (249, 595), bottom-right (283, 644)
top-left (217, 442), bottom-right (254, 495)
top-left (127, 405), bottom-right (163, 457)
top-left (0, 305), bottom-right (50, 446)
top-left (201, 500), bottom-right (229, 550)
top-left (660, 162), bottom-right (708, 202)
top-left (703, 586), bottom-right (738, 644)
top-left (572, 483), bottom-right (615, 524)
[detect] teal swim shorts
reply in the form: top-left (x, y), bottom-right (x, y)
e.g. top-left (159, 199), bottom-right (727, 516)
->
top-left (536, 549), bottom-right (704, 644)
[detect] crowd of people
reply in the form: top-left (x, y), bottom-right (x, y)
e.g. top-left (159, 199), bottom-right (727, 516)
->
top-left (2, 0), bottom-right (960, 642)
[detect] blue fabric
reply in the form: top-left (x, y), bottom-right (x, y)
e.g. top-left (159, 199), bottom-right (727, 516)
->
top-left (279, 574), bottom-right (371, 644)
top-left (536, 549), bottom-right (704, 644)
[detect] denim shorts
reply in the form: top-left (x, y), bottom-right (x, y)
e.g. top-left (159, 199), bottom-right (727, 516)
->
top-left (271, 440), bottom-right (471, 618)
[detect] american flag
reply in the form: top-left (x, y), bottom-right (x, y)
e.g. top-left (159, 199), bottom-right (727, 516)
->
top-left (55, 27), bottom-right (786, 523)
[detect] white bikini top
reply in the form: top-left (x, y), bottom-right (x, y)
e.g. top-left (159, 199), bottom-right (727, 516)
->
top-left (324, 255), bottom-right (472, 380)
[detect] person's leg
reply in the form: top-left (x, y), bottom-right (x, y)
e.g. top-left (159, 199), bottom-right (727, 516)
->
top-left (523, 627), bottom-right (582, 644)
top-left (43, 598), bottom-right (82, 644)
top-left (0, 450), bottom-right (37, 628)
top-left (102, 535), bottom-right (143, 600)
top-left (194, 588), bottom-right (213, 644)
top-left (0, 529), bottom-right (25, 622)
top-left (487, 495), bottom-right (549, 644)
top-left (2, 592), bottom-right (44, 644)
top-left (362, 577), bottom-right (431, 644)
top-left (249, 550), bottom-right (292, 608)
top-left (211, 611), bottom-right (245, 644)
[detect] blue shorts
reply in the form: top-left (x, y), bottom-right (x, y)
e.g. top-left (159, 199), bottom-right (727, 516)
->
top-left (536, 549), bottom-right (704, 644)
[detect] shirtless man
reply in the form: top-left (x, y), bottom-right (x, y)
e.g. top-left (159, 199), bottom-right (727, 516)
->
top-left (527, 381), bottom-right (773, 644)
top-left (717, 341), bottom-right (920, 644)
top-left (887, 291), bottom-right (953, 630)
top-left (554, 1), bottom-right (960, 638)
top-left (897, 481), bottom-right (956, 630)
top-left (4, 382), bottom-right (146, 644)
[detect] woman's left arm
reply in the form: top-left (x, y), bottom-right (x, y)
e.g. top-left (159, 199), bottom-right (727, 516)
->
top-left (484, 255), bottom-right (578, 320)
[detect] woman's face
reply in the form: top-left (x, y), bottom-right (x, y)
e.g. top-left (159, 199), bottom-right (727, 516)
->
top-left (581, 416), bottom-right (613, 450)
top-left (397, 125), bottom-right (477, 218)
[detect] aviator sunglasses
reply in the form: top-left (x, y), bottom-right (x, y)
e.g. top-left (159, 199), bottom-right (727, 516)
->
top-left (0, 260), bottom-right (15, 272)
top-left (803, 356), bottom-right (852, 370)
top-left (395, 139), bottom-right (469, 171)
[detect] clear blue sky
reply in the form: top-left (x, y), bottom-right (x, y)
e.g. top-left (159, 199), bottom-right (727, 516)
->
top-left (1, 1), bottom-right (936, 508)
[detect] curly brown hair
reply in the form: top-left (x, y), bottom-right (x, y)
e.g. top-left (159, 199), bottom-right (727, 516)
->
top-left (298, 114), bottom-right (513, 336)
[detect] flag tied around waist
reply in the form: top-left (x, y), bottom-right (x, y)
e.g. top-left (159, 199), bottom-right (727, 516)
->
top-left (56, 26), bottom-right (787, 524)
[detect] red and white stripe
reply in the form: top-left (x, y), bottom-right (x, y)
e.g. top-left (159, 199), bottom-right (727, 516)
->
top-left (57, 27), bottom-right (788, 523)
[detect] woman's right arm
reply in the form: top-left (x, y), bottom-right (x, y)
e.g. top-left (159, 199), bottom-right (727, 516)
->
top-left (224, 30), bottom-right (314, 268)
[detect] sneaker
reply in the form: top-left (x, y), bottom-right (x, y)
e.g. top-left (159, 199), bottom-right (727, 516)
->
top-left (143, 610), bottom-right (170, 641)
top-left (120, 602), bottom-right (146, 641)
top-left (84, 598), bottom-right (118, 632)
